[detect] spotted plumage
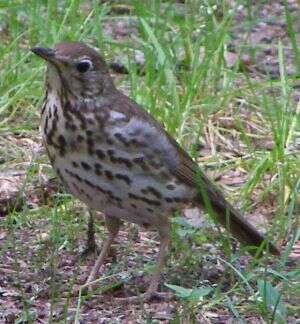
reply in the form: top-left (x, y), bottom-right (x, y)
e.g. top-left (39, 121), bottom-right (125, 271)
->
top-left (31, 42), bottom-right (279, 303)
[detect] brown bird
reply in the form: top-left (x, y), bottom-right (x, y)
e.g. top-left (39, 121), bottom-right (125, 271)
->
top-left (31, 42), bottom-right (279, 302)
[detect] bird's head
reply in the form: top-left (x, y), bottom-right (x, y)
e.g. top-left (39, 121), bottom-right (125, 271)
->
top-left (31, 42), bottom-right (114, 99)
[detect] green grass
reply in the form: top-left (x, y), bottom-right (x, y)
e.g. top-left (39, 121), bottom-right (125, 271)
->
top-left (0, 0), bottom-right (299, 322)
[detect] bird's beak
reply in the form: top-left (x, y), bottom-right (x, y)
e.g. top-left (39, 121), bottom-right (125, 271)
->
top-left (31, 47), bottom-right (56, 61)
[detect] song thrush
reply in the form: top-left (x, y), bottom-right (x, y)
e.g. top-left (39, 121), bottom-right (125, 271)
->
top-left (31, 42), bottom-right (279, 302)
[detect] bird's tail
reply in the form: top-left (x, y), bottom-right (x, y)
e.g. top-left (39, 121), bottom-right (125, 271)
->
top-left (195, 170), bottom-right (280, 255)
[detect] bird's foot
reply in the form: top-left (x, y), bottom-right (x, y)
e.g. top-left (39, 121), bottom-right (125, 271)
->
top-left (80, 241), bottom-right (100, 259)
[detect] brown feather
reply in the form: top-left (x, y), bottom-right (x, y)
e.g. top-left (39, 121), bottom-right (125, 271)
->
top-left (167, 135), bottom-right (279, 255)
top-left (115, 93), bottom-right (280, 255)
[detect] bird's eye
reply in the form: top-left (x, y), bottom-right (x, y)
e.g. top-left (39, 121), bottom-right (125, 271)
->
top-left (76, 59), bottom-right (92, 73)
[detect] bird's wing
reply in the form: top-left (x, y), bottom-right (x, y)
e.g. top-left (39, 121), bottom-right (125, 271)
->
top-left (107, 94), bottom-right (279, 254)
top-left (137, 106), bottom-right (280, 254)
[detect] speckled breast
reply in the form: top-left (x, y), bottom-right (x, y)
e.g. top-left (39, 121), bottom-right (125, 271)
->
top-left (41, 94), bottom-right (196, 228)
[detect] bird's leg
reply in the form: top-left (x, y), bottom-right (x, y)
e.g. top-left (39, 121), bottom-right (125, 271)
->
top-left (87, 210), bottom-right (96, 251)
top-left (80, 210), bottom-right (98, 258)
top-left (117, 224), bottom-right (172, 303)
top-left (85, 216), bottom-right (121, 287)
top-left (146, 233), bottom-right (170, 294)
